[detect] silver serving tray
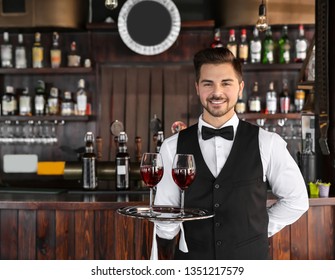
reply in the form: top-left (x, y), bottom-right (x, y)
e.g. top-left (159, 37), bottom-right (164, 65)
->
top-left (117, 205), bottom-right (214, 222)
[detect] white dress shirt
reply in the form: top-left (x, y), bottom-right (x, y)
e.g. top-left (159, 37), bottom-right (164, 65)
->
top-left (151, 113), bottom-right (309, 259)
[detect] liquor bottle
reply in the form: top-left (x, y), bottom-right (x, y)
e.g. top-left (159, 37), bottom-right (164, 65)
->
top-left (1, 86), bottom-right (16, 115)
top-left (32, 32), bottom-right (44, 68)
top-left (278, 25), bottom-right (291, 64)
top-left (34, 80), bottom-right (46, 115)
top-left (294, 89), bottom-right (305, 112)
top-left (294, 24), bottom-right (308, 63)
top-left (250, 27), bottom-right (261, 63)
top-left (61, 91), bottom-right (74, 116)
top-left (50, 32), bottom-right (61, 68)
top-left (266, 81), bottom-right (277, 114)
top-left (47, 87), bottom-right (60, 115)
top-left (82, 132), bottom-right (98, 190)
top-left (67, 41), bottom-right (81, 67)
top-left (238, 28), bottom-right (248, 63)
top-left (19, 87), bottom-right (32, 116)
top-left (1, 32), bottom-right (13, 68)
top-left (115, 131), bottom-right (130, 190)
top-left (279, 80), bottom-right (290, 113)
top-left (15, 34), bottom-right (27, 69)
top-left (262, 26), bottom-right (274, 64)
top-left (210, 28), bottom-right (224, 48)
top-left (156, 131), bottom-right (164, 153)
top-left (248, 81), bottom-right (261, 113)
top-left (226, 29), bottom-right (237, 57)
top-left (76, 79), bottom-right (87, 116)
top-left (235, 95), bottom-right (246, 114)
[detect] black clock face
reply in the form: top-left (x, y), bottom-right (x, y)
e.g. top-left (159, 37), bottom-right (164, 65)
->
top-left (118, 0), bottom-right (181, 55)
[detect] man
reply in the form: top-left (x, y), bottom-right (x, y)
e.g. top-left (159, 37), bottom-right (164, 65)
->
top-left (151, 47), bottom-right (309, 260)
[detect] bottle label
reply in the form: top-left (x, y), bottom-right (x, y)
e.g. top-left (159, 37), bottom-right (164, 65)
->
top-left (77, 94), bottom-right (87, 113)
top-left (117, 165), bottom-right (126, 175)
top-left (50, 49), bottom-right (61, 68)
top-left (266, 98), bottom-right (277, 113)
top-left (249, 100), bottom-right (261, 112)
top-left (239, 45), bottom-right (248, 60)
top-left (32, 47), bottom-right (43, 68)
top-left (68, 55), bottom-right (81, 67)
top-left (227, 45), bottom-right (237, 57)
top-left (1, 45), bottom-right (13, 67)
top-left (35, 95), bottom-right (45, 111)
top-left (235, 102), bottom-right (246, 114)
top-left (19, 96), bottom-right (31, 115)
top-left (2, 99), bottom-right (15, 114)
top-left (15, 48), bottom-right (27, 68)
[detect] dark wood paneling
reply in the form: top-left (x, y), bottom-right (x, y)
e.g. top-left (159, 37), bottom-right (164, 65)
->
top-left (0, 210), bottom-right (18, 259)
top-left (290, 212), bottom-right (308, 259)
top-left (308, 206), bottom-right (335, 259)
top-left (36, 210), bottom-right (55, 259)
top-left (55, 210), bottom-right (75, 260)
top-left (74, 210), bottom-right (95, 259)
top-left (271, 226), bottom-right (291, 260)
top-left (94, 210), bottom-right (115, 259)
top-left (18, 210), bottom-right (36, 259)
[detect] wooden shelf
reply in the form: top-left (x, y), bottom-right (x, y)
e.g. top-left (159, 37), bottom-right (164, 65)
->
top-left (238, 113), bottom-right (301, 120)
top-left (0, 67), bottom-right (94, 75)
top-left (0, 115), bottom-right (91, 122)
top-left (242, 63), bottom-right (303, 72)
top-left (86, 20), bottom-right (215, 31)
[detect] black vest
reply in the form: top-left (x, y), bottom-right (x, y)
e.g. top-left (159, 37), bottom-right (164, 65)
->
top-left (175, 120), bottom-right (269, 260)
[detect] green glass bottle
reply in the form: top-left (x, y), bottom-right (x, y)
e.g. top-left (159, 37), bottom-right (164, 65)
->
top-left (262, 26), bottom-right (274, 64)
top-left (279, 26), bottom-right (291, 64)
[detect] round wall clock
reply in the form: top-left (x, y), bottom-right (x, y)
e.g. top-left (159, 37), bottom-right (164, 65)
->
top-left (117, 0), bottom-right (181, 55)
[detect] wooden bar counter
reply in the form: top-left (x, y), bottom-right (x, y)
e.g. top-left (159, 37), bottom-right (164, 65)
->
top-left (0, 189), bottom-right (334, 260)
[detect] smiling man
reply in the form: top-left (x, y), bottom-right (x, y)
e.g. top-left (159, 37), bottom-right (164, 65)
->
top-left (152, 47), bottom-right (309, 260)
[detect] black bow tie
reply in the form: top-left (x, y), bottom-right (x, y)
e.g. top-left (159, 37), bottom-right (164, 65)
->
top-left (201, 125), bottom-right (234, 141)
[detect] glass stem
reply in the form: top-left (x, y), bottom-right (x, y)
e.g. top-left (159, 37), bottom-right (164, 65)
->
top-left (180, 189), bottom-right (185, 216)
top-left (149, 188), bottom-right (154, 216)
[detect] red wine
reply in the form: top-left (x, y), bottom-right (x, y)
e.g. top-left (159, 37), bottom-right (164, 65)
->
top-left (172, 168), bottom-right (196, 190)
top-left (140, 165), bottom-right (164, 188)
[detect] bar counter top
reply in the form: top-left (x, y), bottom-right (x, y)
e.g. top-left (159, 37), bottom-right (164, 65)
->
top-left (0, 188), bottom-right (334, 209)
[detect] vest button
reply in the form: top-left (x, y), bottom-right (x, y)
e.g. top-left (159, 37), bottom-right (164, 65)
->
top-left (214, 184), bottom-right (220, 189)
top-left (216, 240), bottom-right (222, 246)
top-left (214, 203), bottom-right (220, 208)
top-left (215, 222), bottom-right (221, 227)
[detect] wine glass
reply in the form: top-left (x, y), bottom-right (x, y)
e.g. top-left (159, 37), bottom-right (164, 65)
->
top-left (172, 154), bottom-right (196, 217)
top-left (140, 153), bottom-right (164, 217)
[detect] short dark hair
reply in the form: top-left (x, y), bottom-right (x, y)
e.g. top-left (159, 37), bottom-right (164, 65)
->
top-left (193, 47), bottom-right (243, 83)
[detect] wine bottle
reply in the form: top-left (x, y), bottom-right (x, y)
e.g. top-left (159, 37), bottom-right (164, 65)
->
top-left (2, 85), bottom-right (16, 116)
top-left (279, 26), bottom-right (291, 64)
top-left (15, 34), bottom-right (27, 69)
top-left (250, 27), bottom-right (261, 63)
top-left (82, 132), bottom-right (98, 190)
top-left (294, 24), bottom-right (308, 63)
top-left (115, 131), bottom-right (130, 190)
top-left (76, 79), bottom-right (87, 116)
top-left (34, 80), bottom-right (46, 115)
top-left (248, 81), bottom-right (261, 113)
top-left (262, 26), bottom-right (274, 64)
top-left (50, 32), bottom-right (61, 68)
top-left (32, 32), bottom-right (44, 68)
top-left (226, 29), bottom-right (237, 57)
top-left (238, 29), bottom-right (248, 63)
top-left (210, 28), bottom-right (224, 48)
top-left (266, 82), bottom-right (277, 114)
top-left (19, 87), bottom-right (32, 116)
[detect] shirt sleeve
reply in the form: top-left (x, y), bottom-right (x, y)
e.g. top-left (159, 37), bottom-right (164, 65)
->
top-left (259, 129), bottom-right (309, 237)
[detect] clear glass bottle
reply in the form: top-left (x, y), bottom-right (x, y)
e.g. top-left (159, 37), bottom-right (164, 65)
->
top-left (266, 81), bottom-right (277, 114)
top-left (2, 85), bottom-right (16, 115)
top-left (82, 132), bottom-right (98, 190)
top-left (248, 81), bottom-right (261, 113)
top-left (226, 29), bottom-right (237, 57)
top-left (19, 87), bottom-right (32, 116)
top-left (67, 41), bottom-right (81, 67)
top-left (34, 80), bottom-right (46, 115)
top-left (32, 32), bottom-right (44, 68)
top-left (295, 24), bottom-right (308, 63)
top-left (15, 33), bottom-right (27, 69)
top-left (1, 32), bottom-right (13, 68)
top-left (279, 79), bottom-right (290, 113)
top-left (115, 131), bottom-right (130, 191)
top-left (279, 25), bottom-right (291, 64)
top-left (76, 79), bottom-right (87, 116)
top-left (47, 87), bottom-right (60, 115)
top-left (156, 131), bottom-right (164, 153)
top-left (250, 27), bottom-right (261, 63)
top-left (262, 26), bottom-right (274, 64)
top-left (210, 28), bottom-right (224, 48)
top-left (238, 28), bottom-right (248, 63)
top-left (50, 32), bottom-right (61, 68)
top-left (61, 91), bottom-right (74, 116)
